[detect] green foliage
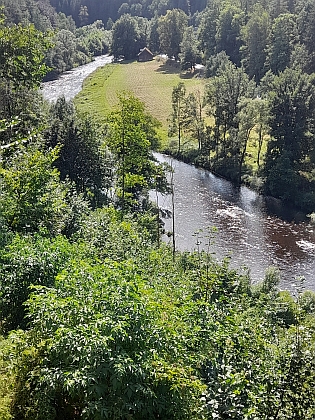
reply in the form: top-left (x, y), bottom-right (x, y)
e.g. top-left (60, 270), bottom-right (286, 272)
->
top-left (263, 68), bottom-right (315, 209)
top-left (2, 205), bottom-right (315, 419)
top-left (266, 13), bottom-right (298, 74)
top-left (45, 21), bottom-right (111, 75)
top-left (75, 206), bottom-right (159, 260)
top-left (169, 82), bottom-right (189, 153)
top-left (0, 336), bottom-right (14, 420)
top-left (198, 0), bottom-right (220, 60)
top-left (0, 234), bottom-right (74, 333)
top-left (158, 9), bottom-right (188, 60)
top-left (111, 14), bottom-right (148, 60)
top-left (3, 1), bottom-right (315, 418)
top-left (0, 0), bottom-right (58, 30)
top-left (205, 57), bottom-right (256, 183)
top-left (0, 144), bottom-right (70, 234)
top-left (45, 97), bottom-right (112, 208)
top-left (179, 26), bottom-right (200, 70)
top-left (106, 92), bottom-right (169, 211)
top-left (0, 21), bottom-right (51, 141)
top-left (13, 253), bottom-right (206, 419)
top-left (215, 3), bottom-right (245, 66)
top-left (241, 4), bottom-right (270, 82)
top-left (0, 22), bottom-right (51, 90)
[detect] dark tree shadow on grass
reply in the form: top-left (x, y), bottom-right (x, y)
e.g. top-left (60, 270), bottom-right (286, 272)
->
top-left (154, 61), bottom-right (200, 79)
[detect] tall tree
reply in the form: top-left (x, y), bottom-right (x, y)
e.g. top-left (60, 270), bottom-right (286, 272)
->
top-left (184, 90), bottom-right (206, 151)
top-left (241, 4), bottom-right (270, 82)
top-left (0, 20), bottom-right (51, 143)
top-left (263, 68), bottom-right (315, 205)
top-left (107, 93), bottom-right (168, 211)
top-left (179, 26), bottom-right (200, 70)
top-left (266, 13), bottom-right (298, 74)
top-left (111, 14), bottom-right (145, 60)
top-left (0, 21), bottom-right (51, 90)
top-left (158, 8), bottom-right (188, 59)
top-left (296, 0), bottom-right (315, 73)
top-left (198, 0), bottom-right (221, 60)
top-left (169, 82), bottom-right (190, 153)
top-left (205, 59), bottom-right (256, 182)
top-left (215, 3), bottom-right (245, 66)
top-left (45, 29), bottom-right (77, 73)
top-left (45, 97), bottom-right (112, 208)
top-left (254, 98), bottom-right (270, 169)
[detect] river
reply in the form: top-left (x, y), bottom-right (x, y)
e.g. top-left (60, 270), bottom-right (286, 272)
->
top-left (153, 154), bottom-right (315, 291)
top-left (41, 55), bottom-right (315, 291)
top-left (41, 55), bottom-right (113, 102)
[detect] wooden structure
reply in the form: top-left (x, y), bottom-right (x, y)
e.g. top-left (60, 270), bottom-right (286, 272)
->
top-left (137, 47), bottom-right (154, 62)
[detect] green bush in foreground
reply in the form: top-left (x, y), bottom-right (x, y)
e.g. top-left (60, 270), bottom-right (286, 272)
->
top-left (1, 207), bottom-right (315, 420)
top-left (12, 257), bottom-right (206, 420)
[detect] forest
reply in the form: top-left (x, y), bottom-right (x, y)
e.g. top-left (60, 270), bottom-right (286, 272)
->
top-left (1, 0), bottom-right (315, 419)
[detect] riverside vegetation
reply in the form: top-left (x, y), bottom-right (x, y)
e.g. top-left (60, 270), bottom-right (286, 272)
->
top-left (1, 0), bottom-right (315, 419)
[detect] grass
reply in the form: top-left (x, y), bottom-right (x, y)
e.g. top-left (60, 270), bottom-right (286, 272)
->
top-left (75, 57), bottom-right (206, 143)
top-left (74, 57), bottom-right (268, 172)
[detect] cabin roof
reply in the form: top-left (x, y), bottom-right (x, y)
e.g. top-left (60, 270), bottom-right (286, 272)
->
top-left (138, 47), bottom-right (153, 56)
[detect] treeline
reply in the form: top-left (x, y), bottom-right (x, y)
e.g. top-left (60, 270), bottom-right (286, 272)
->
top-left (106, 0), bottom-right (315, 212)
top-left (2, 0), bottom-right (315, 209)
top-left (0, 0), bottom-right (112, 75)
top-left (49, 0), bottom-right (208, 26)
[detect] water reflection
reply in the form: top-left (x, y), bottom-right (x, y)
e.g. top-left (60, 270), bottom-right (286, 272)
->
top-left (153, 153), bottom-right (315, 291)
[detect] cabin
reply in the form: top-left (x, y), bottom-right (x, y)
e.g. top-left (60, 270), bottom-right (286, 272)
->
top-left (137, 47), bottom-right (154, 62)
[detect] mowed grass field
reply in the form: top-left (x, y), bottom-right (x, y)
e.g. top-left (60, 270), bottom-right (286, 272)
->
top-left (75, 58), bottom-right (206, 141)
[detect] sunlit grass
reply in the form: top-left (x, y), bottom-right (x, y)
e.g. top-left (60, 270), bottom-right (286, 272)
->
top-left (75, 57), bottom-right (206, 144)
top-left (75, 58), bottom-right (268, 170)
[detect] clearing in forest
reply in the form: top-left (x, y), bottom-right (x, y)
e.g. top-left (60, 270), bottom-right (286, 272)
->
top-left (75, 57), bottom-right (205, 139)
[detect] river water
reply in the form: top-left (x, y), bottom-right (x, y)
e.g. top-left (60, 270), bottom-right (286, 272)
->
top-left (153, 154), bottom-right (315, 291)
top-left (41, 55), bottom-right (113, 102)
top-left (41, 55), bottom-right (315, 291)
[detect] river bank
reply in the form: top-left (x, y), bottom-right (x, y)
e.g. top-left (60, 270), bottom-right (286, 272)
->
top-left (41, 55), bottom-right (113, 102)
top-left (163, 148), bottom-right (314, 223)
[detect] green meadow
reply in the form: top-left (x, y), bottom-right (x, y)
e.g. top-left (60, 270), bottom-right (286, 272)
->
top-left (75, 57), bottom-right (205, 143)
top-left (75, 58), bottom-right (266, 168)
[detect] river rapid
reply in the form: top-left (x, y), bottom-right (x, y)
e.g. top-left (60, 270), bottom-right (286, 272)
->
top-left (41, 55), bottom-right (315, 291)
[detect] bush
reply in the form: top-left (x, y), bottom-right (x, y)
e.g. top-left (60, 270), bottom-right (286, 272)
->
top-left (0, 235), bottom-right (74, 333)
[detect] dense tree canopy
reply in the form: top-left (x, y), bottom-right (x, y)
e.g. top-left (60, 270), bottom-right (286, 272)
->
top-left (263, 68), bottom-right (315, 208)
top-left (45, 97), bottom-right (112, 207)
top-left (0, 21), bottom-right (51, 90)
top-left (111, 14), bottom-right (147, 60)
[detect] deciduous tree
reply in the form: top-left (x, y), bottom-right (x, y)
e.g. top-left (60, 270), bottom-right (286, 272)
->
top-left (45, 97), bottom-right (112, 208)
top-left (179, 26), bottom-right (200, 70)
top-left (263, 68), bottom-right (315, 206)
top-left (241, 4), bottom-right (270, 82)
top-left (158, 8), bottom-right (188, 60)
top-left (107, 93), bottom-right (168, 211)
top-left (111, 13), bottom-right (146, 60)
